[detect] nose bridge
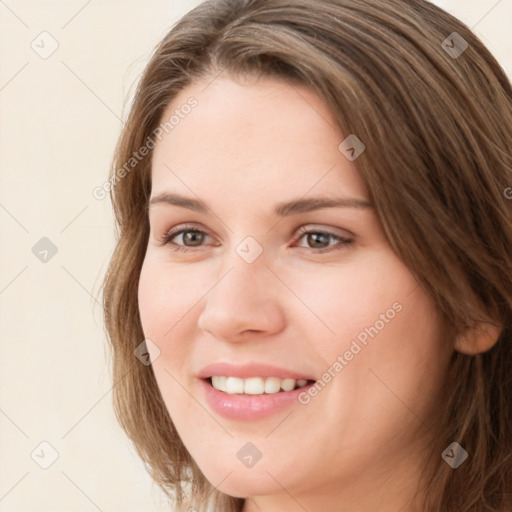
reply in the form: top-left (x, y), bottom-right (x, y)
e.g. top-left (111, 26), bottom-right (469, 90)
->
top-left (197, 237), bottom-right (285, 339)
top-left (209, 239), bottom-right (269, 311)
top-left (215, 234), bottom-right (269, 298)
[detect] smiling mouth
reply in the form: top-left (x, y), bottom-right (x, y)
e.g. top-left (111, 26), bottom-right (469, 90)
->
top-left (206, 376), bottom-right (315, 395)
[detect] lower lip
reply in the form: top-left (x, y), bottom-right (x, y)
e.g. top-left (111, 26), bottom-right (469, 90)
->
top-left (200, 379), bottom-right (315, 420)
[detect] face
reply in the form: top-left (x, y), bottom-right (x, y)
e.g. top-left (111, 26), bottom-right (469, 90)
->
top-left (138, 75), bottom-right (453, 510)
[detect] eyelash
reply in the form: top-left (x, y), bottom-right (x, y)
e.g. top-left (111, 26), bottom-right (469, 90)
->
top-left (156, 224), bottom-right (353, 254)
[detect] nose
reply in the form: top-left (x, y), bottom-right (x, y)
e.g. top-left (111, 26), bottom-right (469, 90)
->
top-left (197, 252), bottom-right (286, 343)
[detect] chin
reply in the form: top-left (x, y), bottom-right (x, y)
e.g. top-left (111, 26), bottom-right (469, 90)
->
top-left (201, 463), bottom-right (290, 498)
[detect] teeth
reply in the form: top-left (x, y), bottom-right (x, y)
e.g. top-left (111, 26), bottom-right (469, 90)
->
top-left (280, 378), bottom-right (296, 391)
top-left (210, 376), bottom-right (311, 395)
top-left (264, 377), bottom-right (281, 394)
top-left (211, 376), bottom-right (227, 392)
top-left (225, 376), bottom-right (244, 394)
top-left (244, 377), bottom-right (265, 394)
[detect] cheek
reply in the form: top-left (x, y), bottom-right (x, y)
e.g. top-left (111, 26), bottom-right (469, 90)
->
top-left (285, 249), bottom-right (415, 349)
top-left (137, 256), bottom-right (202, 361)
top-left (137, 258), bottom-right (203, 419)
top-left (296, 250), bottom-right (448, 411)
top-left (319, 259), bottom-right (448, 439)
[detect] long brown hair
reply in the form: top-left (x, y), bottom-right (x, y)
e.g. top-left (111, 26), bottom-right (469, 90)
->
top-left (102, 1), bottom-right (512, 510)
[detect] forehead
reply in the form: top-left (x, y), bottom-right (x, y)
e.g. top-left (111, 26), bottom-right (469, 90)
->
top-left (150, 76), bottom-right (368, 204)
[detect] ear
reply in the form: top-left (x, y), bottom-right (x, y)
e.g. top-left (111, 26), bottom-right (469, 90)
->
top-left (454, 320), bottom-right (503, 355)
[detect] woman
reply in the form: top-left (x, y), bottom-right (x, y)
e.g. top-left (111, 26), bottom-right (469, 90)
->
top-left (102, 0), bottom-right (512, 510)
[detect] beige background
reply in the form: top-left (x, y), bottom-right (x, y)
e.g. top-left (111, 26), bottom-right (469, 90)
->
top-left (0, 1), bottom-right (510, 510)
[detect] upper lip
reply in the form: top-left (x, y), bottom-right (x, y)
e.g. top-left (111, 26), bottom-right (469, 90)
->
top-left (198, 362), bottom-right (316, 381)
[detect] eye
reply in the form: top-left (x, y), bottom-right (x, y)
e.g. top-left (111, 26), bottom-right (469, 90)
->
top-left (156, 224), bottom-right (353, 254)
top-left (156, 224), bottom-right (213, 252)
top-left (293, 226), bottom-right (353, 253)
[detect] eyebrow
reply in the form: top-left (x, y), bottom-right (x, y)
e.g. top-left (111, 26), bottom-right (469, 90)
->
top-left (149, 192), bottom-right (373, 216)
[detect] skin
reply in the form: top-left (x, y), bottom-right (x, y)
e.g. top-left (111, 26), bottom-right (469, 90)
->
top-left (138, 74), bottom-right (455, 512)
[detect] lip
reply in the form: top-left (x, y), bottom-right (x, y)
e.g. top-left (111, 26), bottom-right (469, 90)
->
top-left (199, 378), bottom-right (316, 420)
top-left (197, 362), bottom-right (316, 381)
